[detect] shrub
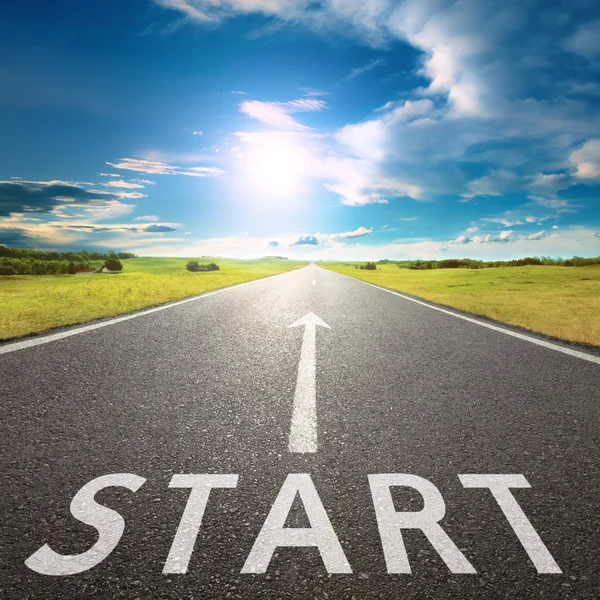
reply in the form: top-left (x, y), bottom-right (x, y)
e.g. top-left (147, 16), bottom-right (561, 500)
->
top-left (0, 265), bottom-right (16, 275)
top-left (186, 261), bottom-right (219, 272)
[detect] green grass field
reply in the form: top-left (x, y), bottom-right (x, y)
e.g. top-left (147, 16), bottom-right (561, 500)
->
top-left (0, 257), bottom-right (306, 340)
top-left (322, 262), bottom-right (600, 347)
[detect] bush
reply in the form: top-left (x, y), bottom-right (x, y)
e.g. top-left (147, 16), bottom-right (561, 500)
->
top-left (0, 265), bottom-right (16, 275)
top-left (186, 261), bottom-right (219, 272)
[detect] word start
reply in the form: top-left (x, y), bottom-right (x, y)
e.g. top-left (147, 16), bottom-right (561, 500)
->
top-left (26, 473), bottom-right (561, 576)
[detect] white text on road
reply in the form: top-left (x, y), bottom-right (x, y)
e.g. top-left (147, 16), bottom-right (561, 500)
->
top-left (25, 473), bottom-right (562, 576)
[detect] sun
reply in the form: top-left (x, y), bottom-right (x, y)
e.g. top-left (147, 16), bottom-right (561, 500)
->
top-left (244, 137), bottom-right (312, 197)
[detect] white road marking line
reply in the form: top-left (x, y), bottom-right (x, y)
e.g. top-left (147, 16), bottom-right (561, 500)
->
top-left (287, 312), bottom-right (331, 453)
top-left (0, 268), bottom-right (308, 356)
top-left (342, 275), bottom-right (600, 365)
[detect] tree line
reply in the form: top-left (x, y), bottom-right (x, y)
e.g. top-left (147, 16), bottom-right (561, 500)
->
top-left (0, 245), bottom-right (132, 275)
top-left (375, 256), bottom-right (600, 270)
top-left (0, 258), bottom-right (90, 275)
top-left (0, 245), bottom-right (136, 262)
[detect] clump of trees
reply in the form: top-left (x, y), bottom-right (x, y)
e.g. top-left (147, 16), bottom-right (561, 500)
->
top-left (356, 262), bottom-right (378, 270)
top-left (186, 261), bottom-right (220, 272)
top-left (103, 258), bottom-right (123, 272)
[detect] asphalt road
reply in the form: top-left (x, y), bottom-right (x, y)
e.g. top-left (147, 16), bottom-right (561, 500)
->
top-left (1, 264), bottom-right (599, 599)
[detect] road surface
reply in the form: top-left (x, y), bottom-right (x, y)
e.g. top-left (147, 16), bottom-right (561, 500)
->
top-left (1, 264), bottom-right (598, 599)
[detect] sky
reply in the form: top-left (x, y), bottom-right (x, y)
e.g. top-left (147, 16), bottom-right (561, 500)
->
top-left (1, 0), bottom-right (600, 261)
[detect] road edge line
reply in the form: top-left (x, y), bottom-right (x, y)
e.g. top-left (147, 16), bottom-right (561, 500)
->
top-left (0, 268), bottom-right (305, 355)
top-left (328, 270), bottom-right (600, 366)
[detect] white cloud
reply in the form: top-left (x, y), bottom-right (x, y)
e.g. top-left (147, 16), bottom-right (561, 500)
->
top-left (239, 98), bottom-right (327, 130)
top-left (103, 180), bottom-right (146, 189)
top-left (527, 230), bottom-right (546, 240)
top-left (527, 172), bottom-right (571, 194)
top-left (529, 195), bottom-right (580, 212)
top-left (482, 217), bottom-right (523, 227)
top-left (449, 234), bottom-right (468, 245)
top-left (106, 157), bottom-right (225, 177)
top-left (192, 131), bottom-right (204, 136)
top-left (463, 170), bottom-right (516, 199)
top-left (322, 159), bottom-right (423, 205)
top-left (336, 99), bottom-right (433, 163)
top-left (77, 200), bottom-right (136, 220)
top-left (334, 119), bottom-right (386, 162)
top-left (133, 215), bottom-right (161, 222)
top-left (109, 191), bottom-right (147, 199)
top-left (342, 58), bottom-right (385, 82)
top-left (336, 226), bottom-right (374, 239)
top-left (272, 226), bottom-right (375, 247)
top-left (47, 221), bottom-right (180, 234)
top-left (570, 139), bottom-right (600, 180)
top-left (470, 234), bottom-right (491, 244)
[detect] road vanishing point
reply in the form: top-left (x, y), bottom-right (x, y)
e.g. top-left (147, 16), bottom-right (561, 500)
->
top-left (1, 264), bottom-right (599, 599)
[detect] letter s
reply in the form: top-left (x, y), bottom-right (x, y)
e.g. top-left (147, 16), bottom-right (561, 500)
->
top-left (25, 473), bottom-right (146, 576)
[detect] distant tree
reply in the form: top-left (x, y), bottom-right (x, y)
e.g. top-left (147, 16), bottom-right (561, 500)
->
top-left (103, 258), bottom-right (123, 272)
top-left (186, 260), bottom-right (200, 272)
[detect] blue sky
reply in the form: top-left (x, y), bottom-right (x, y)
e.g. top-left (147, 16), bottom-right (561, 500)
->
top-left (1, 0), bottom-right (600, 260)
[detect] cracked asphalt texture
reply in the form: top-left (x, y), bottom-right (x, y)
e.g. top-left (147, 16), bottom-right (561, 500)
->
top-left (1, 264), bottom-right (599, 599)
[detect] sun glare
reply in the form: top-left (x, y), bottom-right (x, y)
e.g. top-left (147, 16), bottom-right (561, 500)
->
top-left (245, 139), bottom-right (311, 197)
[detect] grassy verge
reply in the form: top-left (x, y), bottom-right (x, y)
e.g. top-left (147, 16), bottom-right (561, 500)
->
top-left (0, 257), bottom-right (307, 340)
top-left (321, 262), bottom-right (600, 347)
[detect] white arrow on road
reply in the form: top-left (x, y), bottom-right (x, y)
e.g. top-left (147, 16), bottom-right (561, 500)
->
top-left (287, 312), bottom-right (331, 453)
